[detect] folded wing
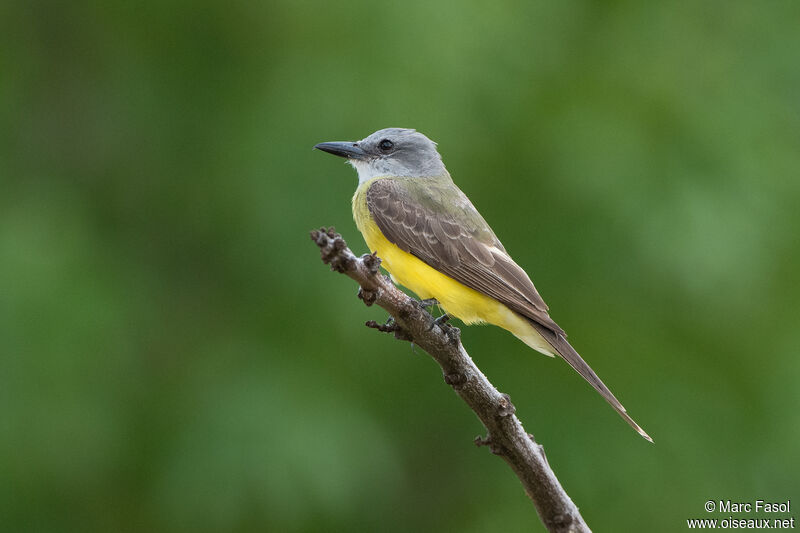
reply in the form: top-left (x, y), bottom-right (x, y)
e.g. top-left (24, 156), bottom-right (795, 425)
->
top-left (366, 177), bottom-right (653, 441)
top-left (366, 177), bottom-right (563, 336)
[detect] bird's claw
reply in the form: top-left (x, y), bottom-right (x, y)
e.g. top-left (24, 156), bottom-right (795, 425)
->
top-left (429, 312), bottom-right (451, 331)
top-left (417, 298), bottom-right (440, 310)
top-left (434, 313), bottom-right (451, 326)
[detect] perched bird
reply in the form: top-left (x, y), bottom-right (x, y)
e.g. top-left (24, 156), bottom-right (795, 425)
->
top-left (315, 128), bottom-right (652, 442)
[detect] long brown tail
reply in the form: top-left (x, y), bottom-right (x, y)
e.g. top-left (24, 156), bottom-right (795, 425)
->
top-left (532, 322), bottom-right (653, 442)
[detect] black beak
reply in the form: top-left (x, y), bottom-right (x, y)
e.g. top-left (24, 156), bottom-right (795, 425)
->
top-left (314, 141), bottom-right (368, 160)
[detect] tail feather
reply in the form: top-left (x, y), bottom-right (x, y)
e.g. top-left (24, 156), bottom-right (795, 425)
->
top-left (532, 323), bottom-right (653, 443)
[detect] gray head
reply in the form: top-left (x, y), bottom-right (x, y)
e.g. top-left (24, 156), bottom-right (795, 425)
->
top-left (315, 128), bottom-right (446, 183)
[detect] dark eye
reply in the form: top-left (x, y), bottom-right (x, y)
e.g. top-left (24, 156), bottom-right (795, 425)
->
top-left (378, 139), bottom-right (394, 152)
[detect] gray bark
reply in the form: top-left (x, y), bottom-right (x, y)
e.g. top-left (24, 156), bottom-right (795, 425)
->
top-left (311, 227), bottom-right (591, 533)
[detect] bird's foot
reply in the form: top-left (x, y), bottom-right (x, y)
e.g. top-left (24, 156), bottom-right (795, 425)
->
top-left (428, 312), bottom-right (452, 332)
top-left (417, 298), bottom-right (440, 311)
top-left (433, 313), bottom-right (451, 326)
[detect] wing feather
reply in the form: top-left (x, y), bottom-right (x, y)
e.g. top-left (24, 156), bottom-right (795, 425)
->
top-left (365, 177), bottom-right (652, 441)
top-left (366, 177), bottom-right (562, 335)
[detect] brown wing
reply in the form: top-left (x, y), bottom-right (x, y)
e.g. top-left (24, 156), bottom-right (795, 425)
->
top-left (366, 177), bottom-right (563, 336)
top-left (367, 177), bottom-right (653, 441)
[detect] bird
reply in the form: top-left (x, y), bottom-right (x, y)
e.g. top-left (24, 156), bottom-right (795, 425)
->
top-left (314, 128), bottom-right (652, 442)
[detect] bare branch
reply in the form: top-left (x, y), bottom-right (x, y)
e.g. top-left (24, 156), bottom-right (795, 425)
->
top-left (310, 227), bottom-right (591, 533)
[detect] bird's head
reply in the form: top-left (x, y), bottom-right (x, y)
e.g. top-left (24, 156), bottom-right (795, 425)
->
top-left (315, 128), bottom-right (446, 183)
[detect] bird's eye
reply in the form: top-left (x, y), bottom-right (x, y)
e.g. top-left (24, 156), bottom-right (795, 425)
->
top-left (378, 139), bottom-right (394, 152)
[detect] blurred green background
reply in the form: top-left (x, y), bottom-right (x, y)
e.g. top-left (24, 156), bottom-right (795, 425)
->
top-left (2, 0), bottom-right (798, 531)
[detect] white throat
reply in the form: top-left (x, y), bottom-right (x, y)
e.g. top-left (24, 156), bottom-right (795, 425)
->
top-left (348, 153), bottom-right (446, 186)
top-left (349, 159), bottom-right (389, 185)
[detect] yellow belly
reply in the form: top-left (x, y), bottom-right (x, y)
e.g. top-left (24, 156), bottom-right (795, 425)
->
top-left (352, 178), bottom-right (555, 356)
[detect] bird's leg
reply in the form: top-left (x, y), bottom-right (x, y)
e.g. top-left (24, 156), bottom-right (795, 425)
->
top-left (427, 310), bottom-right (452, 332)
top-left (433, 313), bottom-right (451, 327)
top-left (417, 298), bottom-right (451, 330)
top-left (417, 298), bottom-right (440, 311)
top-left (418, 298), bottom-right (453, 329)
